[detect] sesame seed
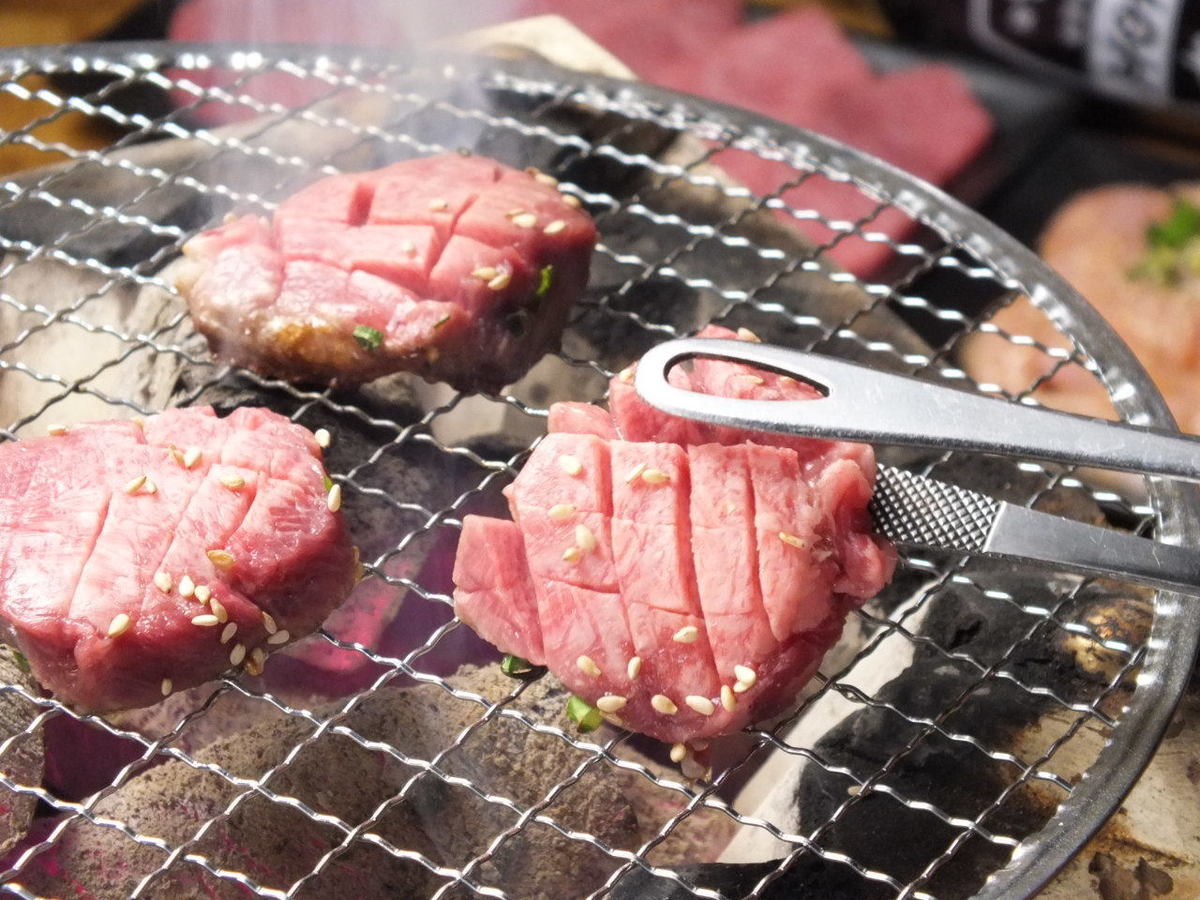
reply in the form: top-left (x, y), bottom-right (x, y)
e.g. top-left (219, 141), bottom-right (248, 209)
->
top-left (472, 266), bottom-right (498, 281)
top-left (191, 614), bottom-right (219, 627)
top-left (733, 680), bottom-right (752, 694)
top-left (210, 598), bottom-right (228, 623)
top-left (267, 629), bottom-right (290, 645)
top-left (617, 366), bottom-right (635, 383)
top-left (178, 575), bottom-right (195, 598)
top-left (534, 172), bottom-right (559, 186)
top-left (721, 685), bottom-right (737, 711)
top-left (734, 664), bottom-right (757, 686)
top-left (107, 613), bottom-right (131, 638)
top-left (400, 240), bottom-right (416, 255)
top-left (574, 524), bottom-right (597, 553)
top-left (562, 194), bottom-right (582, 208)
top-left (261, 610), bottom-right (278, 634)
top-left (641, 468), bottom-right (670, 485)
top-left (47, 424), bottom-right (68, 436)
top-left (168, 445), bottom-right (184, 466)
top-left (596, 695), bottom-right (627, 713)
top-left (183, 447), bottom-right (202, 469)
top-left (314, 428), bottom-right (331, 448)
top-left (651, 694), bottom-right (678, 716)
top-left (543, 219), bottom-right (566, 235)
top-left (229, 644), bottom-right (246, 666)
top-left (512, 212), bottom-right (538, 229)
top-left (673, 625), bottom-right (700, 644)
top-left (680, 757), bottom-right (708, 781)
top-left (487, 270), bottom-right (512, 291)
top-left (428, 198), bottom-right (448, 211)
top-left (742, 374), bottom-right (765, 386)
top-left (779, 532), bottom-right (806, 549)
top-left (627, 656), bottom-right (642, 680)
top-left (548, 503), bottom-right (576, 521)
top-left (576, 655), bottom-right (601, 677)
top-left (143, 479), bottom-right (158, 494)
top-left (327, 484), bottom-right (342, 512)
top-left (251, 647), bottom-right (267, 667)
top-left (624, 462), bottom-right (647, 484)
top-left (737, 327), bottom-right (761, 343)
top-left (219, 472), bottom-right (245, 490)
top-left (685, 695), bottom-right (715, 716)
top-left (207, 549), bottom-right (234, 568)
top-left (558, 455), bottom-right (583, 476)
top-left (161, 678), bottom-right (173, 696)
top-left (562, 546), bottom-right (581, 564)
top-left (193, 584), bottom-right (211, 604)
top-left (124, 474), bottom-right (147, 494)
top-left (670, 743), bottom-right (688, 763)
top-left (153, 571), bottom-right (173, 593)
top-left (507, 207), bottom-right (525, 217)
top-left (220, 622), bottom-right (237, 644)
top-left (244, 656), bottom-right (264, 677)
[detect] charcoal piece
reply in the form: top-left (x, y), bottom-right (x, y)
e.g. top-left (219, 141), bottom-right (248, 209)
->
top-left (609, 856), bottom-right (891, 900)
top-left (0, 645), bottom-right (43, 858)
top-left (13, 666), bottom-right (660, 899)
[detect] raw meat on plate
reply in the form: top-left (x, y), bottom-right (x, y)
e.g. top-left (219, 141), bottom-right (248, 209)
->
top-left (961, 183), bottom-right (1200, 435)
top-left (179, 153), bottom-right (597, 393)
top-left (453, 326), bottom-right (895, 746)
top-left (0, 406), bottom-right (357, 711)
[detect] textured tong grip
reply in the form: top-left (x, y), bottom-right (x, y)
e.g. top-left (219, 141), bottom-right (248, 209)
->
top-left (636, 338), bottom-right (1200, 482)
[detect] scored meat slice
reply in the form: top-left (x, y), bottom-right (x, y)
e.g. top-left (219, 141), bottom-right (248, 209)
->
top-left (746, 443), bottom-right (838, 642)
top-left (547, 401), bottom-right (617, 439)
top-left (453, 517), bottom-right (543, 665)
top-left (507, 433), bottom-right (639, 711)
top-left (453, 330), bottom-right (896, 747)
top-left (180, 153), bottom-right (597, 393)
top-left (0, 407), bottom-right (356, 712)
top-left (687, 444), bottom-right (777, 693)
top-left (610, 441), bottom-right (728, 738)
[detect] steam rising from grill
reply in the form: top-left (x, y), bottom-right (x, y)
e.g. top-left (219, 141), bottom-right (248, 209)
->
top-left (0, 34), bottom-right (1189, 900)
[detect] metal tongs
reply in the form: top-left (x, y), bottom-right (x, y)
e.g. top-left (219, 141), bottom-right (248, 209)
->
top-left (636, 338), bottom-right (1200, 596)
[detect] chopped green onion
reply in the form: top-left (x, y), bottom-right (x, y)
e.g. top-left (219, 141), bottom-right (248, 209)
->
top-left (501, 654), bottom-right (534, 677)
top-left (323, 474), bottom-right (334, 491)
top-left (353, 324), bottom-right (383, 351)
top-left (1130, 198), bottom-right (1200, 285)
top-left (535, 264), bottom-right (554, 299)
top-left (566, 695), bottom-right (603, 732)
top-left (1148, 198), bottom-right (1200, 251)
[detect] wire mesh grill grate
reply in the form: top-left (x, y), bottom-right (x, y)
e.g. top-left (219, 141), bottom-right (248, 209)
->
top-left (0, 43), bottom-right (1192, 900)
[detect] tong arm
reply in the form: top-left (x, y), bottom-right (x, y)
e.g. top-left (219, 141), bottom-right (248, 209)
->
top-left (636, 338), bottom-right (1200, 483)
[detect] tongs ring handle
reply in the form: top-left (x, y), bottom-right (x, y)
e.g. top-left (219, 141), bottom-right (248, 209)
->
top-left (635, 338), bottom-right (1200, 483)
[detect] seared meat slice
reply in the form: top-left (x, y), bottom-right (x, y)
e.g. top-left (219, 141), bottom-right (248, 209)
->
top-left (180, 154), bottom-right (597, 393)
top-left (452, 327), bottom-right (895, 746)
top-left (0, 407), bottom-right (356, 711)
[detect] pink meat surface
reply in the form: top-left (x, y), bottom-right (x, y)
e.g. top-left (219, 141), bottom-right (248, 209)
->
top-left (181, 154), bottom-right (596, 393)
top-left (0, 407), bottom-right (356, 712)
top-left (453, 516), bottom-right (544, 665)
top-left (452, 326), bottom-right (895, 745)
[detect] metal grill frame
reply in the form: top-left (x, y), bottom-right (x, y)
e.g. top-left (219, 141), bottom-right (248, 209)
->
top-left (0, 40), bottom-right (1195, 900)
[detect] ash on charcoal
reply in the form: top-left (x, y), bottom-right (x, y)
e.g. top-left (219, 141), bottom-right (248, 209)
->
top-left (11, 665), bottom-right (730, 900)
top-left (0, 646), bottom-right (43, 857)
